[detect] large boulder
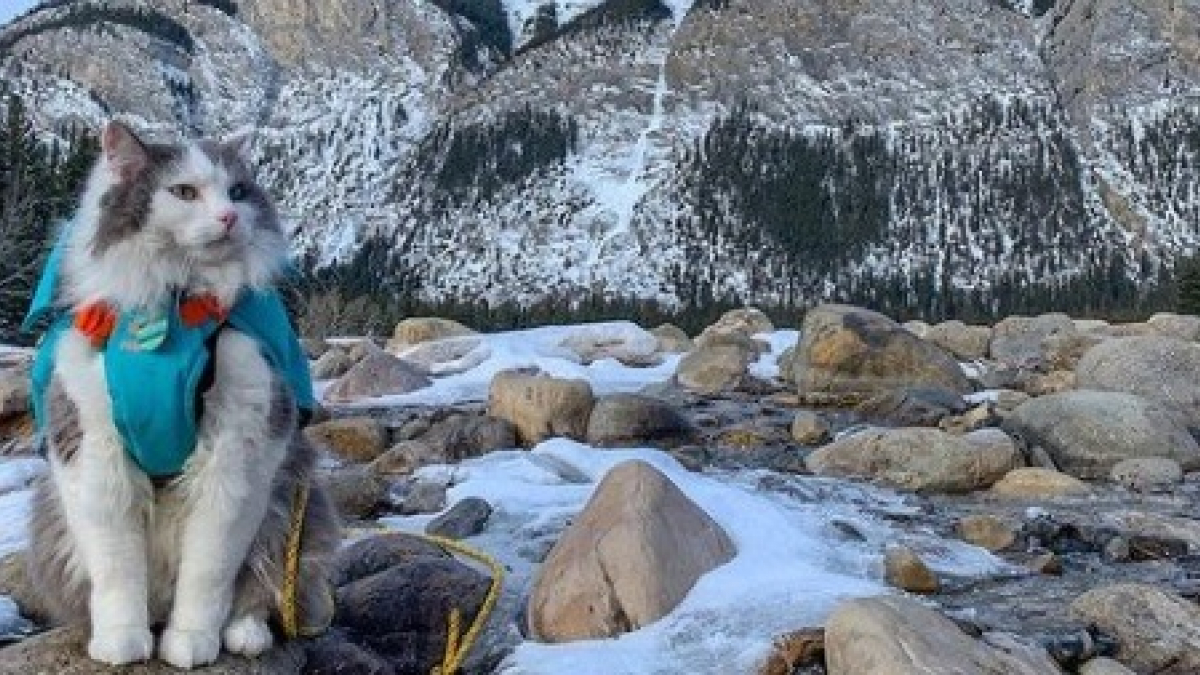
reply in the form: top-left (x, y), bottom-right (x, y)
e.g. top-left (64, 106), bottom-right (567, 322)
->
top-left (805, 427), bottom-right (1021, 493)
top-left (323, 349), bottom-right (432, 404)
top-left (1002, 391), bottom-right (1200, 479)
top-left (330, 532), bottom-right (500, 675)
top-left (487, 370), bottom-right (595, 445)
top-left (925, 320), bottom-right (992, 360)
top-left (527, 460), bottom-right (735, 642)
top-left (585, 394), bottom-right (697, 447)
top-left (650, 324), bottom-right (693, 354)
top-left (825, 595), bottom-right (1063, 674)
top-left (1148, 313), bottom-right (1200, 341)
top-left (675, 339), bottom-right (758, 394)
top-left (305, 416), bottom-right (389, 464)
top-left (1071, 584), bottom-right (1200, 674)
top-left (696, 307), bottom-right (774, 346)
top-left (1075, 336), bottom-right (1200, 425)
top-left (989, 313), bottom-right (1078, 367)
top-left (989, 468), bottom-right (1092, 499)
top-left (785, 304), bottom-right (971, 395)
top-left (386, 317), bottom-right (475, 352)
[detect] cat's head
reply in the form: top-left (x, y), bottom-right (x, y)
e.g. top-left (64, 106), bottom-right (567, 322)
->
top-left (63, 120), bottom-right (287, 310)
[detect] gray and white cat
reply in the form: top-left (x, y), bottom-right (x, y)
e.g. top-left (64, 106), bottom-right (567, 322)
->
top-left (28, 121), bottom-right (339, 669)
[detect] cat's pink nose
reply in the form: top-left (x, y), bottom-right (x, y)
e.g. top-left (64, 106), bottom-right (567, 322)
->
top-left (219, 210), bottom-right (238, 231)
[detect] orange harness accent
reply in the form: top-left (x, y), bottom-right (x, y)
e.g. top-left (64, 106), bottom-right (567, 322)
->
top-left (72, 303), bottom-right (118, 348)
top-left (179, 294), bottom-right (228, 327)
top-left (73, 295), bottom-right (227, 348)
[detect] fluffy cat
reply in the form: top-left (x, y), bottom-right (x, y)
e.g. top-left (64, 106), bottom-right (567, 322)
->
top-left (27, 121), bottom-right (340, 669)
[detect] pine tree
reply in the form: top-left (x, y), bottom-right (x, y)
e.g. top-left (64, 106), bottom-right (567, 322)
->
top-left (0, 94), bottom-right (98, 341)
top-left (1176, 255), bottom-right (1200, 316)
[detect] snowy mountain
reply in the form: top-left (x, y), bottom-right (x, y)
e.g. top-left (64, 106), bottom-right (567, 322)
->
top-left (3, 0), bottom-right (1199, 316)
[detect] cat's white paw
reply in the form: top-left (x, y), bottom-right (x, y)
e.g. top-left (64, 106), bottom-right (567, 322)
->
top-left (158, 626), bottom-right (222, 669)
top-left (87, 625), bottom-right (154, 665)
top-left (223, 614), bottom-right (274, 657)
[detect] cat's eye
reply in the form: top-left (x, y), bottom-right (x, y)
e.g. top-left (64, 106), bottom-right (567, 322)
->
top-left (228, 182), bottom-right (250, 201)
top-left (169, 184), bottom-right (199, 201)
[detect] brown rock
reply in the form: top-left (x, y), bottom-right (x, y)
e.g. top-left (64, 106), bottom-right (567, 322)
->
top-left (989, 468), bottom-right (1092, 499)
top-left (825, 595), bottom-right (1063, 674)
top-left (698, 307), bottom-right (774, 343)
top-left (758, 628), bottom-right (825, 675)
top-left (990, 313), bottom-right (1077, 367)
top-left (527, 460), bottom-right (735, 642)
top-left (386, 317), bottom-right (475, 351)
top-left (650, 323), bottom-right (693, 354)
top-left (487, 370), bottom-right (595, 445)
top-left (790, 410), bottom-right (830, 445)
top-left (675, 340), bottom-right (757, 394)
top-left (884, 546), bottom-right (940, 593)
top-left (309, 347), bottom-right (354, 380)
top-left (370, 439), bottom-right (441, 476)
top-left (1003, 391), bottom-right (1200, 479)
top-left (305, 416), bottom-right (388, 464)
top-left (1147, 313), bottom-right (1200, 341)
top-left (1075, 336), bottom-right (1200, 426)
top-left (785, 304), bottom-right (971, 396)
top-left (957, 515), bottom-right (1018, 552)
top-left (806, 427), bottom-right (1021, 493)
top-left (1071, 583), bottom-right (1200, 674)
top-left (320, 464), bottom-right (388, 519)
top-left (323, 350), bottom-right (432, 403)
top-left (1110, 457), bottom-right (1183, 492)
top-left (925, 320), bottom-right (992, 360)
top-left (585, 393), bottom-right (696, 447)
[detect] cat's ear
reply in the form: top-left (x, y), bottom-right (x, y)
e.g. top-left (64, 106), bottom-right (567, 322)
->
top-left (221, 126), bottom-right (256, 158)
top-left (101, 121), bottom-right (149, 182)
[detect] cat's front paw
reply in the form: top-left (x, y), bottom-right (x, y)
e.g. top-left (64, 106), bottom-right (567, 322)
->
top-left (88, 625), bottom-right (154, 665)
top-left (223, 614), bottom-right (274, 657)
top-left (158, 626), bottom-right (221, 669)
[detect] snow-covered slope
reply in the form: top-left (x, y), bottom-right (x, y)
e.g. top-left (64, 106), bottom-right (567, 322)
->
top-left (3, 0), bottom-right (1200, 312)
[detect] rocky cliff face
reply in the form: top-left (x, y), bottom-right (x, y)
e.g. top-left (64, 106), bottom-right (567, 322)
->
top-left (2, 0), bottom-right (1198, 314)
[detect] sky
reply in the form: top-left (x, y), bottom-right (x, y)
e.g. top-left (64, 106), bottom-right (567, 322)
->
top-left (0, 0), bottom-right (38, 27)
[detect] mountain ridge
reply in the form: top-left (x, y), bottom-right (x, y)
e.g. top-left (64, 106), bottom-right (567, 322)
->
top-left (2, 0), bottom-right (1198, 321)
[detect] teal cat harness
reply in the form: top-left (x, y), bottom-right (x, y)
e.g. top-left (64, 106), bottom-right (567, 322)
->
top-left (24, 237), bottom-right (315, 478)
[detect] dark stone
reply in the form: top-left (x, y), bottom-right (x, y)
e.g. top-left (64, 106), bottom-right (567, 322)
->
top-left (856, 386), bottom-right (968, 427)
top-left (426, 497), bottom-right (493, 539)
top-left (331, 533), bottom-right (450, 588)
top-left (305, 630), bottom-right (396, 675)
top-left (585, 394), bottom-right (697, 447)
top-left (335, 559), bottom-right (490, 674)
top-left (419, 414), bottom-right (518, 461)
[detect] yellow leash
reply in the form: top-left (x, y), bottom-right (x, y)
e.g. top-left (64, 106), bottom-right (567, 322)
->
top-left (424, 534), bottom-right (506, 675)
top-left (280, 480), bottom-right (313, 641)
top-left (279, 481), bottom-right (505, 675)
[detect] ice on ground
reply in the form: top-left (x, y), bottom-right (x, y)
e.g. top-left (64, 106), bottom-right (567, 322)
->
top-left (0, 458), bottom-right (41, 559)
top-left (0, 489), bottom-right (33, 559)
top-left (748, 329), bottom-right (799, 380)
top-left (0, 596), bottom-right (33, 643)
top-left (332, 322), bottom-right (684, 408)
top-left (383, 439), bottom-right (1015, 675)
